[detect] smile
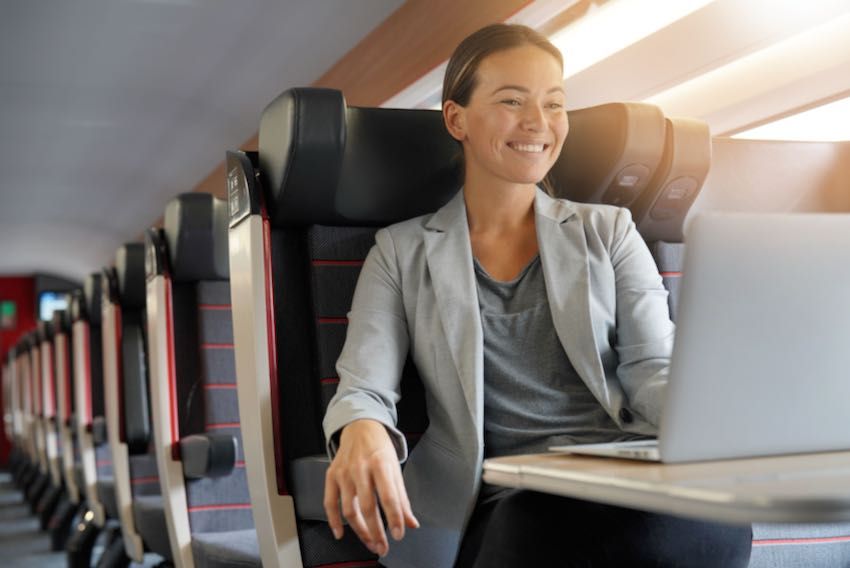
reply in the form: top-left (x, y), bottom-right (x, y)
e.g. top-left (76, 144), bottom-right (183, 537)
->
top-left (507, 142), bottom-right (548, 153)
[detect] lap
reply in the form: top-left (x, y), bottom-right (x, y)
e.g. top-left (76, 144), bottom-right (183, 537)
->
top-left (455, 489), bottom-right (752, 568)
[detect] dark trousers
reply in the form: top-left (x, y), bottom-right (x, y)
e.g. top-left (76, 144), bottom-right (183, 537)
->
top-left (454, 489), bottom-right (752, 568)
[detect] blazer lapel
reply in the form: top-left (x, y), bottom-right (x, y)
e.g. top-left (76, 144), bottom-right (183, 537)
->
top-left (535, 190), bottom-right (611, 408)
top-left (424, 191), bottom-right (483, 426)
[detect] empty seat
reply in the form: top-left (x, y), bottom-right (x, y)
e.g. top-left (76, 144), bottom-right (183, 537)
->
top-left (145, 192), bottom-right (260, 568)
top-left (101, 243), bottom-right (171, 562)
top-left (53, 309), bottom-right (83, 506)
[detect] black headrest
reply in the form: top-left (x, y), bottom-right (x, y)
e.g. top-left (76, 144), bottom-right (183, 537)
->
top-left (163, 193), bottom-right (230, 281)
top-left (37, 320), bottom-right (53, 343)
top-left (51, 310), bottom-right (70, 334)
top-left (632, 117), bottom-right (711, 243)
top-left (114, 243), bottom-right (146, 309)
top-left (549, 102), bottom-right (666, 207)
top-left (258, 88), bottom-right (461, 227)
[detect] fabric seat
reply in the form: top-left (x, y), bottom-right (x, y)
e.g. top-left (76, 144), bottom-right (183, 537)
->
top-left (191, 530), bottom-right (262, 568)
top-left (133, 494), bottom-right (171, 560)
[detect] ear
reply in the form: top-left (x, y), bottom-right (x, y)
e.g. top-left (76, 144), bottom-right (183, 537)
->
top-left (442, 100), bottom-right (467, 142)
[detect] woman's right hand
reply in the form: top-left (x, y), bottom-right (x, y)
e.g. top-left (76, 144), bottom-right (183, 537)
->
top-left (324, 419), bottom-right (420, 557)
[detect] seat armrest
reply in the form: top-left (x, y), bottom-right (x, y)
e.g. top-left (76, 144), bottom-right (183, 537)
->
top-left (180, 433), bottom-right (237, 479)
top-left (91, 416), bottom-right (108, 446)
top-left (292, 454), bottom-right (331, 521)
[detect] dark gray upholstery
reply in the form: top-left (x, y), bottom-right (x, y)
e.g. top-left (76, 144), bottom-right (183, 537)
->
top-left (96, 478), bottom-right (119, 520)
top-left (191, 530), bottom-right (261, 568)
top-left (133, 494), bottom-right (172, 560)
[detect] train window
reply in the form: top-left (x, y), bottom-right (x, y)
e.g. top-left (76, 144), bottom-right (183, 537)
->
top-left (37, 291), bottom-right (68, 321)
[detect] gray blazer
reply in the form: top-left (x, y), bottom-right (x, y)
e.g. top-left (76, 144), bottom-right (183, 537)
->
top-left (324, 188), bottom-right (674, 568)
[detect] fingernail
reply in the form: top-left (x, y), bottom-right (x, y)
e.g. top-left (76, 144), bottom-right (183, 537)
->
top-left (391, 526), bottom-right (403, 541)
top-left (332, 527), bottom-right (342, 540)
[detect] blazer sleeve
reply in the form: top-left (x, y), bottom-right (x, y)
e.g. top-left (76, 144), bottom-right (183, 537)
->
top-left (322, 227), bottom-right (411, 462)
top-left (609, 207), bottom-right (675, 426)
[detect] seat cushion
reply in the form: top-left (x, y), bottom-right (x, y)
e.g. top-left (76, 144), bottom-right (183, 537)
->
top-left (191, 529), bottom-right (261, 568)
top-left (96, 478), bottom-right (119, 520)
top-left (133, 494), bottom-right (172, 560)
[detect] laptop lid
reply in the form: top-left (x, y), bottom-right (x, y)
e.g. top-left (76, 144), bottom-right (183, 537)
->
top-left (659, 213), bottom-right (850, 463)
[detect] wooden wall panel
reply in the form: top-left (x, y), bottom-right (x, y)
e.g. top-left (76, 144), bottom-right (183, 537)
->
top-left (191, 0), bottom-right (529, 199)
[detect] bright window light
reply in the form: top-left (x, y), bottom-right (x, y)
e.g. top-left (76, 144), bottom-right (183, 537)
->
top-left (732, 96), bottom-right (850, 142)
top-left (549, 0), bottom-right (715, 78)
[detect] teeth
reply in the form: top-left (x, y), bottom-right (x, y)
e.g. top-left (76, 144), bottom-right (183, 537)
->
top-left (510, 143), bottom-right (545, 153)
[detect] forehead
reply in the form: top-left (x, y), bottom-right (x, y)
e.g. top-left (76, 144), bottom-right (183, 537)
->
top-left (474, 45), bottom-right (564, 92)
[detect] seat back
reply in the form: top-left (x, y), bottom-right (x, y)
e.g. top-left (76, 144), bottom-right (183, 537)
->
top-left (549, 102), bottom-right (666, 207)
top-left (71, 274), bottom-right (112, 525)
top-left (38, 319), bottom-right (65, 487)
top-left (102, 243), bottom-right (158, 562)
top-left (53, 308), bottom-right (82, 503)
top-left (145, 192), bottom-right (255, 567)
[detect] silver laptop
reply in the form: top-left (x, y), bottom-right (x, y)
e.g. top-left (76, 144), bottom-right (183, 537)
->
top-left (552, 213), bottom-right (850, 463)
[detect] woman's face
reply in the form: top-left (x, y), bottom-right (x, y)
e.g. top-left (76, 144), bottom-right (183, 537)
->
top-left (444, 44), bottom-right (568, 189)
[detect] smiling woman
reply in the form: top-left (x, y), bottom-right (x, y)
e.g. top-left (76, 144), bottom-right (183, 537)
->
top-left (321, 23), bottom-right (752, 568)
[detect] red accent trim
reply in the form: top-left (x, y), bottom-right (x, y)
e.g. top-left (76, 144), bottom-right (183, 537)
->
top-left (114, 305), bottom-right (126, 443)
top-left (311, 260), bottom-right (365, 267)
top-left (320, 377), bottom-right (340, 385)
top-left (131, 476), bottom-right (159, 485)
top-left (318, 317), bottom-right (348, 325)
top-left (235, 460), bottom-right (246, 468)
top-left (44, 343), bottom-right (55, 416)
top-left (95, 460), bottom-right (111, 467)
top-left (82, 324), bottom-right (93, 426)
top-left (202, 343), bottom-right (235, 349)
top-left (199, 304), bottom-right (232, 310)
top-left (206, 422), bottom-right (241, 430)
top-left (62, 336), bottom-right (72, 420)
top-left (32, 347), bottom-right (41, 415)
top-left (187, 503), bottom-right (252, 512)
top-left (165, 277), bottom-right (181, 461)
top-left (204, 383), bottom-right (238, 390)
top-left (314, 561), bottom-right (380, 568)
top-left (752, 535), bottom-right (850, 546)
top-left (262, 216), bottom-right (288, 496)
top-left (660, 271), bottom-right (682, 277)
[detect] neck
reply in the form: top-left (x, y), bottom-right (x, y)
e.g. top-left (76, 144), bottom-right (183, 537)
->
top-left (463, 178), bottom-right (537, 234)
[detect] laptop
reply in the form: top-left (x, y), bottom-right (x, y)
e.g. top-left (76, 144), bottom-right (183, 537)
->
top-left (551, 213), bottom-right (850, 463)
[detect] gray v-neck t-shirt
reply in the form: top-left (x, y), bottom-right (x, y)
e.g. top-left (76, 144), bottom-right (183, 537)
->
top-left (474, 255), bottom-right (632, 461)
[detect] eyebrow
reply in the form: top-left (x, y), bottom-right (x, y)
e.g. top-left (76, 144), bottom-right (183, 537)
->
top-left (491, 85), bottom-right (565, 96)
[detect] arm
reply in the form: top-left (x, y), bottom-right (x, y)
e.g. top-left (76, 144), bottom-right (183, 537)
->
top-left (609, 207), bottom-right (675, 426)
top-left (322, 228), bottom-right (419, 556)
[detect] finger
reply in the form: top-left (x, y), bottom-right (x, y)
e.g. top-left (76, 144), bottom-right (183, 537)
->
top-left (394, 471), bottom-right (420, 529)
top-left (355, 470), bottom-right (388, 555)
top-left (373, 462), bottom-right (404, 541)
top-left (323, 472), bottom-right (344, 539)
top-left (340, 478), bottom-right (373, 551)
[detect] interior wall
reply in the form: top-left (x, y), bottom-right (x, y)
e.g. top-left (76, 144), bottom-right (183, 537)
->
top-left (0, 277), bottom-right (36, 464)
top-left (688, 138), bottom-right (850, 223)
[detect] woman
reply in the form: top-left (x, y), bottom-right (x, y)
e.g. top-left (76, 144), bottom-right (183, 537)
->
top-left (323, 24), bottom-right (752, 567)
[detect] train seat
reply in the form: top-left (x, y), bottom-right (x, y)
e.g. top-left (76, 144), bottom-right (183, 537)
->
top-left (52, 309), bottom-right (83, 506)
top-left (145, 192), bottom-right (260, 568)
top-left (102, 243), bottom-right (171, 562)
top-left (70, 274), bottom-right (118, 526)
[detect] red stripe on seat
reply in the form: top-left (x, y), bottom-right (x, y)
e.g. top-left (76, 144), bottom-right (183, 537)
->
top-left (753, 535), bottom-right (850, 546)
top-left (313, 561), bottom-right (379, 568)
top-left (312, 260), bottom-right (365, 267)
top-left (131, 476), bottom-right (159, 485)
top-left (96, 460), bottom-right (112, 467)
top-left (188, 503), bottom-right (252, 512)
top-left (202, 343), bottom-right (235, 349)
top-left (318, 317), bottom-right (348, 325)
top-left (207, 422), bottom-right (241, 430)
top-left (235, 460), bottom-right (246, 468)
top-left (320, 377), bottom-right (340, 385)
top-left (199, 304), bottom-right (232, 310)
top-left (660, 271), bottom-right (682, 277)
top-left (204, 383), bottom-right (238, 389)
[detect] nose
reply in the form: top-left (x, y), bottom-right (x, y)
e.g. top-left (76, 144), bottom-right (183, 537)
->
top-left (521, 103), bottom-right (546, 132)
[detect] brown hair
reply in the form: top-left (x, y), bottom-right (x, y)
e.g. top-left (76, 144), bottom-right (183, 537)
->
top-left (442, 24), bottom-right (564, 194)
top-left (442, 23), bottom-right (563, 108)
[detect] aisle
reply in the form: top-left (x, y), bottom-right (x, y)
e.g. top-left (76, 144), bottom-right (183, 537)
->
top-left (0, 470), bottom-right (65, 568)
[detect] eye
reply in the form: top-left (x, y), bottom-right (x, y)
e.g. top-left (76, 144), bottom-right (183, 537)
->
top-left (500, 98), bottom-right (521, 107)
top-left (546, 102), bottom-right (564, 110)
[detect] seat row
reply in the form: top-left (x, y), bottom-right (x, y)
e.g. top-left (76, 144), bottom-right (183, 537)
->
top-left (3, 87), bottom-right (848, 567)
